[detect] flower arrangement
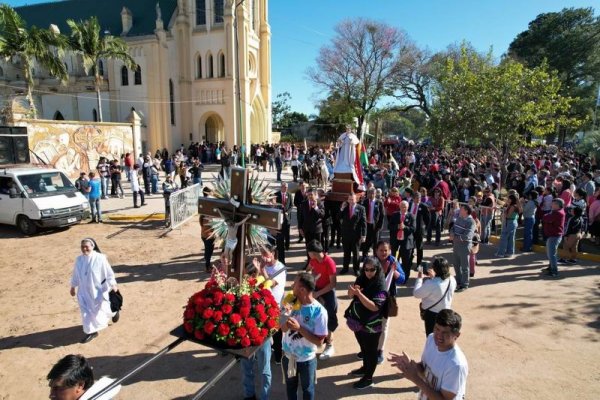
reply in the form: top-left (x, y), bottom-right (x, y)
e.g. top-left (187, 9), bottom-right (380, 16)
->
top-left (183, 270), bottom-right (280, 348)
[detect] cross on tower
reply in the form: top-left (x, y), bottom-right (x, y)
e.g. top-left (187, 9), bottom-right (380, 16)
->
top-left (198, 167), bottom-right (282, 283)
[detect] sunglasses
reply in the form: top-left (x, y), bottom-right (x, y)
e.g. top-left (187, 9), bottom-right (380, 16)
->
top-left (364, 267), bottom-right (377, 272)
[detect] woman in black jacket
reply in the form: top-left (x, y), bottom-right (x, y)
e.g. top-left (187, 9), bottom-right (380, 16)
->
top-left (560, 206), bottom-right (584, 264)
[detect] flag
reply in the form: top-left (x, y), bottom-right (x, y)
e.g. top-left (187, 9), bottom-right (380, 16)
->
top-left (360, 143), bottom-right (369, 167)
top-left (354, 143), bottom-right (364, 185)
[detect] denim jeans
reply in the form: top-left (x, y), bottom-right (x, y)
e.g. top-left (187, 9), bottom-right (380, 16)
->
top-left (427, 211), bottom-right (442, 244)
top-left (151, 175), bottom-right (158, 194)
top-left (89, 197), bottom-right (101, 221)
top-left (546, 236), bottom-right (562, 274)
top-left (453, 242), bottom-right (471, 288)
top-left (282, 355), bottom-right (317, 400)
top-left (241, 339), bottom-right (272, 400)
top-left (100, 176), bottom-right (108, 197)
top-left (496, 219), bottom-right (517, 256)
top-left (522, 217), bottom-right (534, 251)
top-left (480, 213), bottom-right (493, 244)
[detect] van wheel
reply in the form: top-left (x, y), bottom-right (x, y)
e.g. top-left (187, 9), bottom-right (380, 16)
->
top-left (17, 215), bottom-right (37, 235)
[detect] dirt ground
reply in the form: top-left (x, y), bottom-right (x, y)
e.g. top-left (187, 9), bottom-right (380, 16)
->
top-left (0, 174), bottom-right (599, 399)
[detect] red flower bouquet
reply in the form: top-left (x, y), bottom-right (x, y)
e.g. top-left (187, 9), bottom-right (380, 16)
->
top-left (182, 270), bottom-right (280, 348)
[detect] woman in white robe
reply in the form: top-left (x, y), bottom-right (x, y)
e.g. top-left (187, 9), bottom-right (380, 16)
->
top-left (70, 238), bottom-right (118, 343)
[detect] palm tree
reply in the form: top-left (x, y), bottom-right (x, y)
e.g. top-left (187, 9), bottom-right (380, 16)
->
top-left (0, 5), bottom-right (68, 118)
top-left (67, 16), bottom-right (136, 122)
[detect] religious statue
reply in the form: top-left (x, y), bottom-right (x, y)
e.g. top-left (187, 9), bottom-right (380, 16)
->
top-left (216, 209), bottom-right (253, 262)
top-left (333, 127), bottom-right (361, 184)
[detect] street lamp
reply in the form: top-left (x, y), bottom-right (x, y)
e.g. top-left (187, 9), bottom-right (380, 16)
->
top-left (233, 0), bottom-right (245, 167)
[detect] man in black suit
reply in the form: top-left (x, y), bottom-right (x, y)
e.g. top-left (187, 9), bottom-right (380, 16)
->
top-left (274, 182), bottom-right (293, 263)
top-left (317, 188), bottom-right (332, 252)
top-left (390, 200), bottom-right (416, 282)
top-left (297, 188), bottom-right (325, 265)
top-left (361, 188), bottom-right (385, 258)
top-left (408, 191), bottom-right (430, 268)
top-left (340, 193), bottom-right (367, 275)
top-left (293, 181), bottom-right (307, 243)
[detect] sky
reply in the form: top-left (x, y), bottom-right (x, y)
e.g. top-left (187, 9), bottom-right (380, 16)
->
top-left (6, 0), bottom-right (598, 115)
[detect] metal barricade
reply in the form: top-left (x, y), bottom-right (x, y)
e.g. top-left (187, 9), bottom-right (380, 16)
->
top-left (169, 183), bottom-right (202, 230)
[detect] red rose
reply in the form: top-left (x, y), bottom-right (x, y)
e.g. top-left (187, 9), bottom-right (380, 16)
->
top-left (195, 304), bottom-right (204, 313)
top-left (227, 337), bottom-right (238, 347)
top-left (184, 321), bottom-right (194, 333)
top-left (249, 327), bottom-right (260, 339)
top-left (266, 318), bottom-right (277, 329)
top-left (184, 308), bottom-right (195, 319)
top-left (240, 337), bottom-right (251, 348)
top-left (260, 328), bottom-right (268, 337)
top-left (202, 308), bottom-right (214, 319)
top-left (251, 337), bottom-right (263, 346)
top-left (245, 317), bottom-right (257, 329)
top-left (239, 307), bottom-right (251, 318)
top-left (248, 277), bottom-right (257, 287)
top-left (221, 304), bottom-right (233, 315)
top-left (203, 298), bottom-right (213, 307)
top-left (217, 323), bottom-right (230, 336)
top-left (194, 295), bottom-right (204, 305)
top-left (251, 292), bottom-right (261, 300)
top-left (203, 321), bottom-right (216, 335)
top-left (255, 304), bottom-right (265, 314)
top-left (267, 307), bottom-right (279, 317)
top-left (257, 312), bottom-right (268, 323)
top-left (224, 293), bottom-right (236, 303)
top-left (235, 327), bottom-right (247, 338)
top-left (230, 313), bottom-right (242, 325)
top-left (260, 288), bottom-right (272, 298)
top-left (212, 311), bottom-right (223, 322)
top-left (240, 294), bottom-right (251, 306)
top-left (194, 329), bottom-right (205, 340)
top-left (213, 291), bottom-right (225, 305)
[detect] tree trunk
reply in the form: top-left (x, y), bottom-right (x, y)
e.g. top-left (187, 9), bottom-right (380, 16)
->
top-left (95, 72), bottom-right (103, 122)
top-left (356, 115), bottom-right (365, 138)
top-left (23, 60), bottom-right (37, 119)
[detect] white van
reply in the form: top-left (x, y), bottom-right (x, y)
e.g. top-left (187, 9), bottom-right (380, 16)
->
top-left (0, 167), bottom-right (90, 234)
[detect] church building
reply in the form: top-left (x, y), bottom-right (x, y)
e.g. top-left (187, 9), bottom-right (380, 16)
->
top-left (0, 0), bottom-right (272, 153)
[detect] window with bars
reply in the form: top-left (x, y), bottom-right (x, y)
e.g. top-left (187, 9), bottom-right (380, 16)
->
top-left (134, 65), bottom-right (142, 85)
top-left (196, 0), bottom-right (206, 25)
top-left (214, 0), bottom-right (224, 24)
top-left (121, 66), bottom-right (128, 86)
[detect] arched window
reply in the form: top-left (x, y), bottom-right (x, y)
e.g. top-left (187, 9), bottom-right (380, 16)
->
top-left (169, 79), bottom-right (175, 126)
top-left (53, 111), bottom-right (64, 120)
top-left (92, 109), bottom-right (98, 122)
top-left (214, 0), bottom-right (224, 24)
top-left (134, 65), bottom-right (142, 85)
top-left (219, 53), bottom-right (225, 77)
top-left (121, 66), bottom-right (129, 86)
top-left (208, 54), bottom-right (214, 78)
top-left (98, 60), bottom-right (104, 76)
top-left (196, 0), bottom-right (206, 25)
top-left (197, 56), bottom-right (203, 79)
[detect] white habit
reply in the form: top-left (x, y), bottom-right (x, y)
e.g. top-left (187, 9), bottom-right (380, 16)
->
top-left (333, 131), bottom-right (360, 183)
top-left (71, 252), bottom-right (117, 334)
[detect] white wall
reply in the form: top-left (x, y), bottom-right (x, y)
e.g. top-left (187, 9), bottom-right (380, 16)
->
top-left (77, 92), bottom-right (110, 122)
top-left (40, 94), bottom-right (74, 120)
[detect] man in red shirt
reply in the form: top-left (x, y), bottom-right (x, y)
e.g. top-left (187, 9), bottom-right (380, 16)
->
top-left (306, 240), bottom-right (338, 360)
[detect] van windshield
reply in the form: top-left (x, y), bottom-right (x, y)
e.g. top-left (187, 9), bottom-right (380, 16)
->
top-left (17, 172), bottom-right (76, 198)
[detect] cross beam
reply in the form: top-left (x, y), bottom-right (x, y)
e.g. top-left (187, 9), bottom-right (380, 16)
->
top-left (198, 167), bottom-right (282, 282)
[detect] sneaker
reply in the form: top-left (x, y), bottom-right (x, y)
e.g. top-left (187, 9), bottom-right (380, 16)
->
top-left (454, 286), bottom-right (467, 293)
top-left (558, 258), bottom-right (567, 264)
top-left (353, 378), bottom-right (374, 390)
top-left (546, 271), bottom-right (559, 278)
top-left (566, 259), bottom-right (577, 264)
top-left (356, 351), bottom-right (363, 360)
top-left (112, 311), bottom-right (120, 323)
top-left (319, 344), bottom-right (334, 360)
top-left (349, 367), bottom-right (365, 376)
top-left (541, 267), bottom-right (550, 272)
top-left (81, 332), bottom-right (98, 344)
top-left (493, 253), bottom-right (505, 258)
top-left (377, 350), bottom-right (384, 365)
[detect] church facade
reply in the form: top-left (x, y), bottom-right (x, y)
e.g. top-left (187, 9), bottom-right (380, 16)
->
top-left (0, 0), bottom-right (272, 153)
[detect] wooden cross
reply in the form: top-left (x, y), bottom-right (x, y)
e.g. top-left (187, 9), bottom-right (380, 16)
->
top-left (197, 167), bottom-right (282, 282)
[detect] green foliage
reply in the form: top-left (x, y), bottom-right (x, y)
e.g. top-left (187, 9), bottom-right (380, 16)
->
top-left (67, 16), bottom-right (136, 122)
top-left (430, 45), bottom-right (583, 152)
top-left (577, 130), bottom-right (600, 161)
top-left (508, 7), bottom-right (600, 129)
top-left (0, 4), bottom-right (68, 118)
top-left (272, 92), bottom-right (291, 129)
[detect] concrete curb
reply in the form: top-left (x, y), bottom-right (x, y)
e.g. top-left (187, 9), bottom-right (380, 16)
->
top-left (488, 235), bottom-right (600, 263)
top-left (107, 213), bottom-right (165, 221)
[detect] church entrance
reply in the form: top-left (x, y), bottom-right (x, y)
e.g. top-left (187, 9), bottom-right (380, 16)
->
top-left (204, 114), bottom-right (224, 144)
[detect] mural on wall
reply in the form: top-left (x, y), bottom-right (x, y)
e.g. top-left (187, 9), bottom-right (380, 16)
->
top-left (27, 122), bottom-right (133, 179)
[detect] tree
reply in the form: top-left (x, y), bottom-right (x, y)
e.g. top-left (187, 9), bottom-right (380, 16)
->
top-left (0, 5), bottom-right (67, 118)
top-left (577, 130), bottom-right (600, 162)
top-left (67, 16), bottom-right (135, 122)
top-left (508, 8), bottom-right (600, 132)
top-left (430, 45), bottom-right (582, 158)
top-left (391, 43), bottom-right (434, 117)
top-left (307, 18), bottom-right (407, 138)
top-left (271, 92), bottom-right (291, 129)
top-left (279, 111), bottom-right (308, 128)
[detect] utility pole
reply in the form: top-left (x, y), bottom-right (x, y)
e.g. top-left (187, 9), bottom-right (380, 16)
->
top-left (234, 0), bottom-right (245, 166)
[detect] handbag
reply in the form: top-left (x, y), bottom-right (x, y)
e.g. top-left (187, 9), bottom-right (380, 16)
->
top-left (419, 280), bottom-right (450, 320)
top-left (387, 296), bottom-right (398, 317)
top-left (385, 264), bottom-right (399, 318)
top-left (109, 290), bottom-right (123, 313)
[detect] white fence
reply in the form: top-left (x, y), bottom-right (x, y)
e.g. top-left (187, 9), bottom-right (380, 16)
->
top-left (169, 183), bottom-right (202, 230)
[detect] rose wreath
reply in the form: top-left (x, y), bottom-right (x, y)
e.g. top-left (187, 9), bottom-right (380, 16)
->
top-left (183, 270), bottom-right (280, 348)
